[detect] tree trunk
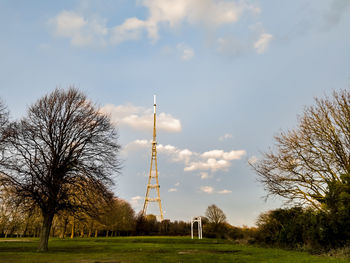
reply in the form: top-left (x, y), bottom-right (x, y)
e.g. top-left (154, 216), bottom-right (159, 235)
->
top-left (23, 221), bottom-right (29, 237)
top-left (60, 217), bottom-right (68, 239)
top-left (70, 220), bottom-right (75, 239)
top-left (38, 213), bottom-right (54, 252)
top-left (88, 222), bottom-right (93, 238)
top-left (23, 209), bottom-right (33, 237)
top-left (51, 225), bottom-right (56, 237)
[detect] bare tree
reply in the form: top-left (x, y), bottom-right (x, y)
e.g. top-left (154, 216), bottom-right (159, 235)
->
top-left (0, 99), bottom-right (8, 129)
top-left (0, 99), bottom-right (9, 162)
top-left (0, 88), bottom-right (120, 251)
top-left (252, 90), bottom-right (350, 209)
top-left (205, 204), bottom-right (226, 225)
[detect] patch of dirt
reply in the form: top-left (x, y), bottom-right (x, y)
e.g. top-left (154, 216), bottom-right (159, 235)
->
top-left (178, 250), bottom-right (199, 254)
top-left (0, 239), bottom-right (33, 242)
top-left (178, 249), bottom-right (242, 255)
top-left (210, 250), bottom-right (241, 254)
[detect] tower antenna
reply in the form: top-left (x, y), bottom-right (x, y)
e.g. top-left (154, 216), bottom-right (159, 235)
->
top-left (142, 95), bottom-right (164, 221)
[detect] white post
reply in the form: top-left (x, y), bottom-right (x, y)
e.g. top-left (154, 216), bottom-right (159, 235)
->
top-left (191, 219), bottom-right (193, 239)
top-left (198, 219), bottom-right (200, 239)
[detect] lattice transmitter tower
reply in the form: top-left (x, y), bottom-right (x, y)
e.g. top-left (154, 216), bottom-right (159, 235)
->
top-left (142, 95), bottom-right (164, 221)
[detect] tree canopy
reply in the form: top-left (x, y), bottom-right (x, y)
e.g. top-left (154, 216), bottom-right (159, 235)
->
top-left (0, 88), bottom-right (121, 251)
top-left (252, 90), bottom-right (350, 209)
top-left (205, 204), bottom-right (226, 225)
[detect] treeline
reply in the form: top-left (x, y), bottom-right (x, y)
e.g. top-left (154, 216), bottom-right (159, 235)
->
top-left (0, 196), bottom-right (135, 238)
top-left (0, 200), bottom-right (255, 242)
top-left (134, 214), bottom-right (256, 241)
top-left (254, 176), bottom-right (350, 251)
top-left (254, 206), bottom-right (350, 251)
top-left (5, 189), bottom-right (350, 252)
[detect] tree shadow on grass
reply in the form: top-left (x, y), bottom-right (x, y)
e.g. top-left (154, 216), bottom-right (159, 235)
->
top-left (0, 243), bottom-right (173, 255)
top-left (0, 242), bottom-right (103, 254)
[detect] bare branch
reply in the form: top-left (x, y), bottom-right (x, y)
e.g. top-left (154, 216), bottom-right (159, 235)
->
top-left (252, 90), bottom-right (350, 209)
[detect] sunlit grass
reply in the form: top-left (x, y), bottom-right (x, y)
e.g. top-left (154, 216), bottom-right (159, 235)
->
top-left (0, 236), bottom-right (348, 262)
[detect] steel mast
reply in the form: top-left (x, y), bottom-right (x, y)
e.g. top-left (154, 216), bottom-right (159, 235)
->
top-left (142, 95), bottom-right (164, 221)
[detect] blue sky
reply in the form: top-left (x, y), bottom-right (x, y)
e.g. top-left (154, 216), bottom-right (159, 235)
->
top-left (1, 0), bottom-right (350, 226)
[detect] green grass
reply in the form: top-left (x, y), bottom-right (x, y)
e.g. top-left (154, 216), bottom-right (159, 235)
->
top-left (0, 236), bottom-right (348, 262)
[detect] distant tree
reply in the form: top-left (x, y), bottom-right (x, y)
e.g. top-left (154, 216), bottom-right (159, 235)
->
top-left (112, 199), bottom-right (135, 235)
top-left (135, 213), bottom-right (148, 235)
top-left (205, 204), bottom-right (226, 225)
top-left (254, 207), bottom-right (335, 249)
top-left (321, 173), bottom-right (350, 247)
top-left (0, 88), bottom-right (121, 251)
top-left (204, 204), bottom-right (227, 238)
top-left (159, 219), bottom-right (171, 235)
top-left (135, 213), bottom-right (159, 235)
top-left (252, 90), bottom-right (350, 209)
top-left (95, 197), bottom-right (135, 236)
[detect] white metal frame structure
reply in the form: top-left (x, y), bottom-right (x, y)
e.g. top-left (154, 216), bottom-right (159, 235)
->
top-left (191, 216), bottom-right (202, 239)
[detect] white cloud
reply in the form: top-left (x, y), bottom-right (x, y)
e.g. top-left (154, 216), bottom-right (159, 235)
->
top-left (124, 140), bottom-right (245, 173)
top-left (200, 186), bottom-right (231, 194)
top-left (49, 2), bottom-right (274, 58)
top-left (182, 48), bottom-right (194, 60)
top-left (158, 144), bottom-right (177, 152)
top-left (201, 149), bottom-right (246, 161)
top-left (130, 195), bottom-right (143, 208)
top-left (219, 133), bottom-right (233, 141)
top-left (217, 22), bottom-right (273, 57)
top-left (254, 33), bottom-right (273, 54)
top-left (199, 172), bottom-right (210, 179)
top-left (174, 182), bottom-right (180, 186)
top-left (110, 17), bottom-right (146, 44)
top-left (168, 188), bottom-right (178, 192)
top-left (177, 149), bottom-right (193, 161)
top-left (186, 149), bottom-right (245, 172)
top-left (51, 11), bottom-right (86, 37)
top-left (157, 144), bottom-right (194, 163)
top-left (50, 0), bottom-right (261, 47)
top-left (129, 0), bottom-right (260, 42)
top-left (50, 11), bottom-right (108, 47)
top-left (200, 186), bottom-right (214, 194)
top-left (100, 103), bottom-right (181, 132)
top-left (185, 158), bottom-right (230, 172)
top-left (177, 43), bottom-right (194, 61)
top-left (218, 189), bottom-right (232, 194)
top-left (124, 139), bottom-right (152, 152)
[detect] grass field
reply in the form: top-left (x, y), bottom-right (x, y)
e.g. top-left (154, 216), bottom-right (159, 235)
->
top-left (0, 236), bottom-right (349, 263)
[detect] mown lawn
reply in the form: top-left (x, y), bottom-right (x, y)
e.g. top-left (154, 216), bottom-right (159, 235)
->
top-left (0, 236), bottom-right (348, 263)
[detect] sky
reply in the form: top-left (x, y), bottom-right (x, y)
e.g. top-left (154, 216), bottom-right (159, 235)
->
top-left (0, 0), bottom-right (350, 226)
